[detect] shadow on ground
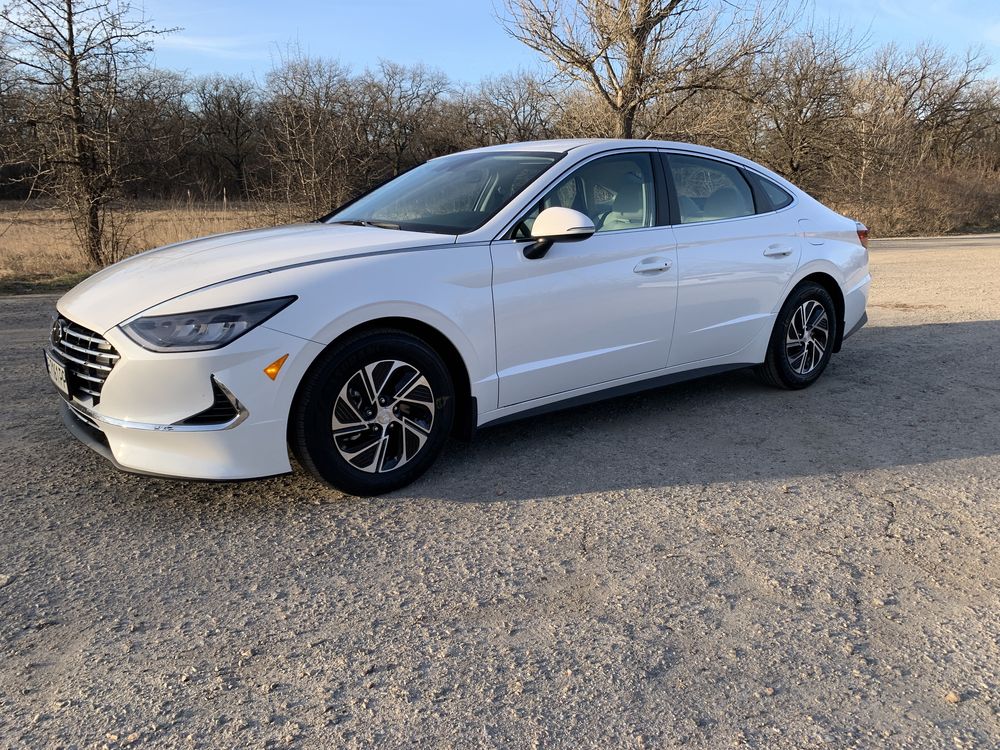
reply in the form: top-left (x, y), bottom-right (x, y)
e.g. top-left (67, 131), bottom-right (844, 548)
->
top-left (5, 291), bottom-right (998, 506)
top-left (419, 319), bottom-right (1000, 501)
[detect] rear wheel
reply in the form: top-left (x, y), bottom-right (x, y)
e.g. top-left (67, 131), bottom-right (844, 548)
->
top-left (291, 330), bottom-right (454, 495)
top-left (756, 282), bottom-right (838, 389)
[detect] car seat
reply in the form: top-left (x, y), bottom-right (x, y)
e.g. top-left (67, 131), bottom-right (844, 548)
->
top-left (599, 176), bottom-right (646, 232)
top-left (703, 187), bottom-right (751, 220)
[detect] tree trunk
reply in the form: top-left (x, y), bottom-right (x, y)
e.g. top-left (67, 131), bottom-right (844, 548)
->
top-left (615, 106), bottom-right (637, 139)
top-left (66, 0), bottom-right (105, 266)
top-left (85, 200), bottom-right (102, 266)
top-left (236, 160), bottom-right (248, 200)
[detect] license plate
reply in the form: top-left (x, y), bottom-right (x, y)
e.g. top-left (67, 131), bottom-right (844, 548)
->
top-left (45, 351), bottom-right (70, 396)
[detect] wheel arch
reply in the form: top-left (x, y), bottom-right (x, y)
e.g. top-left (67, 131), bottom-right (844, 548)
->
top-left (795, 272), bottom-right (846, 352)
top-left (288, 316), bottom-right (476, 443)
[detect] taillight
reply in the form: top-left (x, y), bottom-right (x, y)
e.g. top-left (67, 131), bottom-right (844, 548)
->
top-left (856, 222), bottom-right (869, 249)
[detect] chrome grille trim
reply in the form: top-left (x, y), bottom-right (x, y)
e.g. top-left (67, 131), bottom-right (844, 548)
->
top-left (62, 328), bottom-right (106, 346)
top-left (62, 384), bottom-right (248, 432)
top-left (66, 401), bottom-right (101, 430)
top-left (50, 316), bottom-right (120, 405)
top-left (57, 337), bottom-right (119, 360)
top-left (175, 378), bottom-right (241, 426)
top-left (52, 348), bottom-right (114, 371)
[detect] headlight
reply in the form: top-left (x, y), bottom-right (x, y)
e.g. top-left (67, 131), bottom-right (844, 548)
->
top-left (120, 296), bottom-right (296, 352)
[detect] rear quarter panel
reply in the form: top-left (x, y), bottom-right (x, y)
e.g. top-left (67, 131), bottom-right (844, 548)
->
top-left (785, 201), bottom-right (870, 332)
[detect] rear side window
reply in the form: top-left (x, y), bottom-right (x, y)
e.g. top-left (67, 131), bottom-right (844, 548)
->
top-left (667, 154), bottom-right (754, 224)
top-left (755, 175), bottom-right (794, 210)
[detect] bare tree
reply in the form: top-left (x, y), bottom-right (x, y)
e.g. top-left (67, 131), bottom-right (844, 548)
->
top-left (356, 61), bottom-right (450, 175)
top-left (753, 26), bottom-right (863, 186)
top-left (259, 52), bottom-right (352, 219)
top-left (829, 43), bottom-right (1000, 232)
top-left (0, 33), bottom-right (32, 195)
top-left (501, 0), bottom-right (793, 138)
top-left (4, 4), bottom-right (1000, 258)
top-left (0, 0), bottom-right (170, 265)
top-left (470, 70), bottom-right (556, 143)
top-left (193, 74), bottom-right (259, 199)
top-left (117, 69), bottom-right (192, 201)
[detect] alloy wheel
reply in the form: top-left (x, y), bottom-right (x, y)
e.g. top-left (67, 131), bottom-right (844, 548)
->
top-left (785, 299), bottom-right (830, 376)
top-left (331, 359), bottom-right (436, 473)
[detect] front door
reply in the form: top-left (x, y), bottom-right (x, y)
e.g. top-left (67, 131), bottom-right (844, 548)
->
top-left (490, 152), bottom-right (678, 407)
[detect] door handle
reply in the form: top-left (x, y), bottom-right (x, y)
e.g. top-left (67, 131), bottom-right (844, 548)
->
top-left (633, 257), bottom-right (672, 274)
top-left (763, 244), bottom-right (794, 257)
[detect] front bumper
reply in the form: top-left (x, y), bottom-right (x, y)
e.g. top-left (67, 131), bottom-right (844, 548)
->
top-left (52, 322), bottom-right (324, 480)
top-left (59, 400), bottom-right (216, 480)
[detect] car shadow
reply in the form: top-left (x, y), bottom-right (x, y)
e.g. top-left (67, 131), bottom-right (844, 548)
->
top-left (13, 309), bottom-right (998, 507)
top-left (410, 319), bottom-right (1000, 502)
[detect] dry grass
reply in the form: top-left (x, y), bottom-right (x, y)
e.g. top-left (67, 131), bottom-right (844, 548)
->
top-left (0, 201), bottom-right (274, 288)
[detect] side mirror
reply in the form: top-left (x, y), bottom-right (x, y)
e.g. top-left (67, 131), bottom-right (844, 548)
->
top-left (523, 207), bottom-right (595, 259)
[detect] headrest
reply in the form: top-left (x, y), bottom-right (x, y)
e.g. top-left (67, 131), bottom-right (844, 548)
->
top-left (612, 175), bottom-right (644, 214)
top-left (704, 187), bottom-right (749, 217)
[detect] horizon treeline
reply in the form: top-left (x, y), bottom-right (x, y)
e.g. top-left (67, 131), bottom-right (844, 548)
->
top-left (3, 5), bottom-right (1000, 263)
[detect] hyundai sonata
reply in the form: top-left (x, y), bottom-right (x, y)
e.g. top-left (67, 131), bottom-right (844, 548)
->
top-left (46, 139), bottom-right (870, 495)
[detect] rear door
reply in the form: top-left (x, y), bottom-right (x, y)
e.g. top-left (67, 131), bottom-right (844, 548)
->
top-left (663, 152), bottom-right (801, 366)
top-left (490, 151), bottom-right (678, 407)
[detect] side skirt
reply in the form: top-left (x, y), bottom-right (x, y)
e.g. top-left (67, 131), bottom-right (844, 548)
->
top-left (480, 363), bottom-right (753, 429)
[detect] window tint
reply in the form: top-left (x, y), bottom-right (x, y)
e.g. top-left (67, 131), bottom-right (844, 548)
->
top-left (668, 154), bottom-right (755, 224)
top-left (514, 153), bottom-right (656, 238)
top-left (756, 175), bottom-right (794, 210)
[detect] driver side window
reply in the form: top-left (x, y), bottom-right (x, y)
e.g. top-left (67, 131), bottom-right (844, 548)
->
top-left (514, 153), bottom-right (656, 238)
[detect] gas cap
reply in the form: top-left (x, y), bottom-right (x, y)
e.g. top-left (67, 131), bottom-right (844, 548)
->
top-left (798, 218), bottom-right (825, 246)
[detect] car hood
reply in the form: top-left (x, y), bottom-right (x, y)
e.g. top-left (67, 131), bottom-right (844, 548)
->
top-left (58, 223), bottom-right (455, 333)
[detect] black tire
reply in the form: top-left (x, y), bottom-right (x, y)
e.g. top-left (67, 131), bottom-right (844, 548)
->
top-left (756, 282), bottom-right (839, 390)
top-left (290, 329), bottom-right (455, 495)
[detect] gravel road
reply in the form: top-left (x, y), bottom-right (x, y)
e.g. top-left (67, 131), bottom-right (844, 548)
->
top-left (2, 237), bottom-right (999, 749)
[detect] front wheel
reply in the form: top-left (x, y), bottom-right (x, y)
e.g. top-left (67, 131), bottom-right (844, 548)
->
top-left (290, 330), bottom-right (455, 495)
top-left (756, 282), bottom-right (839, 389)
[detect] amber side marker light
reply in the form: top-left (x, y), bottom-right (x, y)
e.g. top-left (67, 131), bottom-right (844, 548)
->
top-left (264, 354), bottom-right (289, 380)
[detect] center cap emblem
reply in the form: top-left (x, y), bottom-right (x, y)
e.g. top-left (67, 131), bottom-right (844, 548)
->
top-left (375, 407), bottom-right (394, 426)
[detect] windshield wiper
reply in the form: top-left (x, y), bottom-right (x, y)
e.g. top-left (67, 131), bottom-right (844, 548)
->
top-left (329, 219), bottom-right (401, 230)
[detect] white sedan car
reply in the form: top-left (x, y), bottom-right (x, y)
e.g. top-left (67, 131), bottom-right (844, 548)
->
top-left (46, 139), bottom-right (870, 495)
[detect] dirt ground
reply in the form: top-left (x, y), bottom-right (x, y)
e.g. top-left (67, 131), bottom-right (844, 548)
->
top-left (1, 236), bottom-right (998, 749)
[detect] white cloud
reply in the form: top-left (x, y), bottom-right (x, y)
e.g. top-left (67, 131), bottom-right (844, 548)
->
top-left (158, 34), bottom-right (266, 61)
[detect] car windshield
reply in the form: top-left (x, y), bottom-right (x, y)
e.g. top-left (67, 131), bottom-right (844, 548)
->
top-left (326, 151), bottom-right (562, 235)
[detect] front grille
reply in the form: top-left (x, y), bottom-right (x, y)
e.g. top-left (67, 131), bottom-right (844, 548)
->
top-left (50, 316), bottom-right (120, 405)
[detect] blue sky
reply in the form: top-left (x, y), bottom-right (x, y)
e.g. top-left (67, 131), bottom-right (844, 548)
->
top-left (146, 0), bottom-right (1000, 82)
